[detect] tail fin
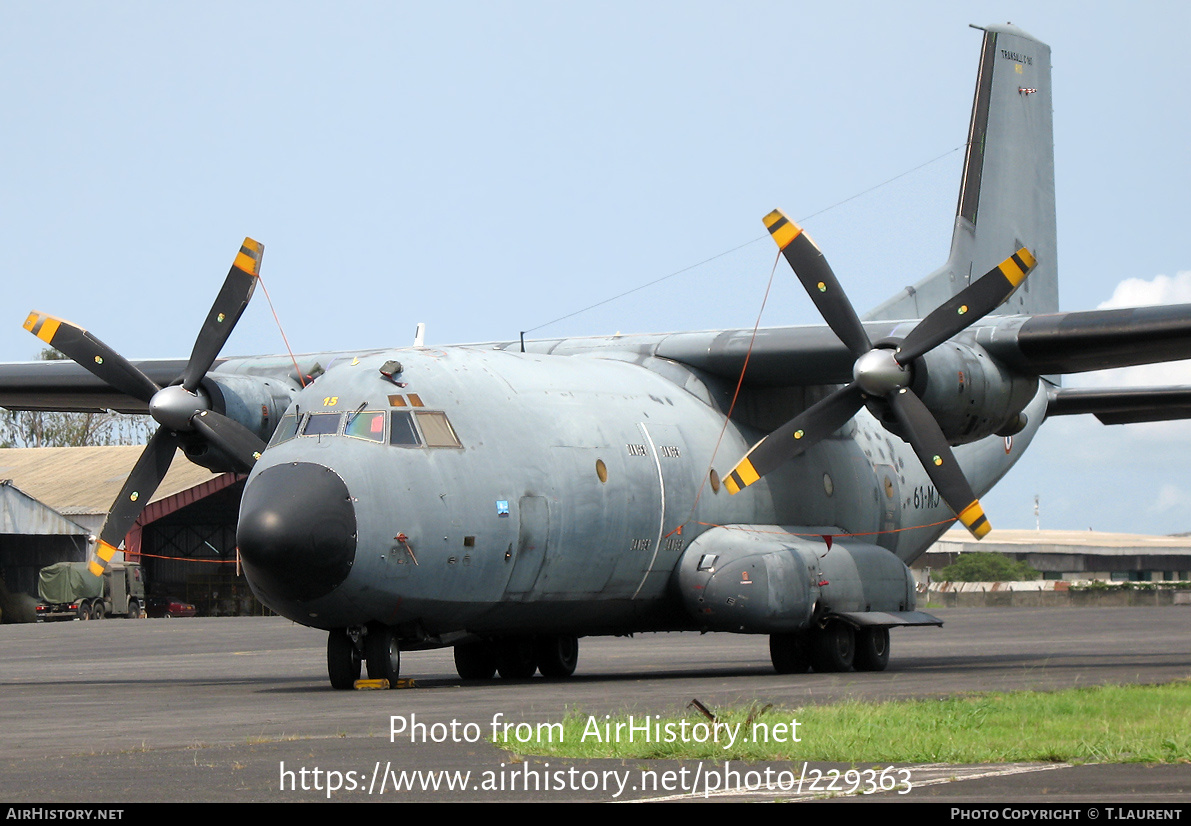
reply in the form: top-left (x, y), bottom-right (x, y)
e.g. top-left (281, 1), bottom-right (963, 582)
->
top-left (868, 23), bottom-right (1058, 321)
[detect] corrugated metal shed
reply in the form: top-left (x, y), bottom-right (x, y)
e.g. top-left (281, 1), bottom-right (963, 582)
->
top-left (0, 480), bottom-right (87, 536)
top-left (0, 446), bottom-right (224, 534)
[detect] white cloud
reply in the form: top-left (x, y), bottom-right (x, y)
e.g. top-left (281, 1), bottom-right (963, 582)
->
top-left (1148, 484), bottom-right (1191, 516)
top-left (1097, 270), bottom-right (1191, 309)
top-left (1072, 270), bottom-right (1191, 393)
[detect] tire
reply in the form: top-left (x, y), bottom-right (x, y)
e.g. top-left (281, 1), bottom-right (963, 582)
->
top-left (853, 627), bottom-right (890, 672)
top-left (454, 642), bottom-right (497, 680)
top-left (365, 625), bottom-right (401, 686)
top-left (809, 621), bottom-right (855, 672)
top-left (769, 632), bottom-right (811, 674)
top-left (128, 601), bottom-right (142, 619)
top-left (494, 638), bottom-right (537, 679)
top-left (77, 603), bottom-right (92, 621)
top-left (535, 635), bottom-right (579, 678)
top-left (91, 601), bottom-right (106, 620)
top-left (327, 630), bottom-right (362, 690)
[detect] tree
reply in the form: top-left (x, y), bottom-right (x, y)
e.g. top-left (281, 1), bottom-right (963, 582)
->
top-left (0, 348), bottom-right (152, 448)
top-left (935, 552), bottom-right (1040, 582)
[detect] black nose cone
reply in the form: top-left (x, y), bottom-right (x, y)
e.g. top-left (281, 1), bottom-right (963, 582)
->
top-left (238, 462), bottom-right (357, 603)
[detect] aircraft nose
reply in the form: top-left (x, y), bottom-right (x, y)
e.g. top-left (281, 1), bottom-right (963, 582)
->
top-left (237, 462), bottom-right (357, 603)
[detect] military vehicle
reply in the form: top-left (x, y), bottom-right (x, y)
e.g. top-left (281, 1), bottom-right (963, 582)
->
top-left (35, 561), bottom-right (145, 621)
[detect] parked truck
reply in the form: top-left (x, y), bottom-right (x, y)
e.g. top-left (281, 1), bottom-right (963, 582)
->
top-left (35, 561), bottom-right (145, 621)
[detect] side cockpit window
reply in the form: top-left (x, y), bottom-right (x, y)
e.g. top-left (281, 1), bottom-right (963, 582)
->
top-left (389, 411), bottom-right (421, 446)
top-left (414, 410), bottom-right (462, 448)
top-left (269, 413), bottom-right (300, 446)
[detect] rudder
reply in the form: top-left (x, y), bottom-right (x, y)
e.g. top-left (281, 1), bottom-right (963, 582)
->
top-left (868, 23), bottom-right (1057, 321)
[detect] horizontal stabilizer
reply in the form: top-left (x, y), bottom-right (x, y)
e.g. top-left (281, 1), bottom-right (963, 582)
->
top-left (1047, 386), bottom-right (1191, 425)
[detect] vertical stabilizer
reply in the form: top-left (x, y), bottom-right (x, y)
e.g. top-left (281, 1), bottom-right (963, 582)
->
top-left (868, 24), bottom-right (1057, 321)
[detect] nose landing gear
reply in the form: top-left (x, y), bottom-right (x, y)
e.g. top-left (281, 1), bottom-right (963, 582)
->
top-left (327, 624), bottom-right (401, 689)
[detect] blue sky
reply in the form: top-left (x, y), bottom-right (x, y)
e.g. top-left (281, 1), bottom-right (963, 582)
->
top-left (1, 2), bottom-right (1187, 534)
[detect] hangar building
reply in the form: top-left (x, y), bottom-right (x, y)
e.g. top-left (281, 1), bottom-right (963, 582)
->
top-left (921, 528), bottom-right (1191, 582)
top-left (0, 446), bottom-right (254, 618)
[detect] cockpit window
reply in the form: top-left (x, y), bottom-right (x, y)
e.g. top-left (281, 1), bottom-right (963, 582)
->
top-left (389, 411), bottom-right (421, 446)
top-left (270, 413), bottom-right (300, 445)
top-left (415, 410), bottom-right (462, 448)
top-left (302, 412), bottom-right (341, 436)
top-left (345, 411), bottom-right (386, 442)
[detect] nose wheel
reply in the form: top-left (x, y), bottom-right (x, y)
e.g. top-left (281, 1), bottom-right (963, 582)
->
top-left (327, 625), bottom-right (401, 689)
top-left (327, 629), bottom-right (362, 690)
top-left (365, 625), bottom-right (401, 685)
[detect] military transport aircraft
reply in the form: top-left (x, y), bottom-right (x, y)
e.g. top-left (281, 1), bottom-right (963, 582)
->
top-left (3, 23), bottom-right (1190, 688)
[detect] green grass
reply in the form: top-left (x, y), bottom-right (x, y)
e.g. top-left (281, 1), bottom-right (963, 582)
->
top-left (495, 682), bottom-right (1191, 764)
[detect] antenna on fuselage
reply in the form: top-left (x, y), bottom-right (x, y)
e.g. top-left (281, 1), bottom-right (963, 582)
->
top-left (413, 323), bottom-right (425, 348)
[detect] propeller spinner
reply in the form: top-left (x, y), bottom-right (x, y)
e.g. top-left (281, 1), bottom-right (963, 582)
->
top-left (23, 239), bottom-right (269, 575)
top-left (723, 211), bottom-right (1036, 539)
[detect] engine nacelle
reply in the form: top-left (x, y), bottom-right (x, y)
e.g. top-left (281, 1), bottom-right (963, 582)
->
top-left (676, 526), bottom-right (916, 633)
top-left (202, 374), bottom-right (297, 442)
top-left (175, 374), bottom-right (298, 473)
top-left (868, 340), bottom-right (1038, 446)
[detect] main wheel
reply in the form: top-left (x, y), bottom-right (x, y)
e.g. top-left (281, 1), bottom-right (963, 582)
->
top-left (853, 627), bottom-right (890, 672)
top-left (454, 642), bottom-right (497, 680)
top-left (769, 632), bottom-right (811, 674)
top-left (535, 635), bottom-right (579, 678)
top-left (494, 638), bottom-right (537, 679)
top-left (327, 629), bottom-right (362, 690)
top-left (365, 625), bottom-right (400, 686)
top-left (809, 621), bottom-right (855, 672)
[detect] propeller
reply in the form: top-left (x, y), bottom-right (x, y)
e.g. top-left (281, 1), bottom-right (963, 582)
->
top-left (723, 210), bottom-right (1036, 539)
top-left (23, 239), bottom-right (269, 575)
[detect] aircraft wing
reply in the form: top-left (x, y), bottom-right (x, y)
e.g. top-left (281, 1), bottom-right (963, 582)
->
top-left (5, 302), bottom-right (1191, 413)
top-left (522, 302), bottom-right (1191, 389)
top-left (0, 358), bottom-right (190, 413)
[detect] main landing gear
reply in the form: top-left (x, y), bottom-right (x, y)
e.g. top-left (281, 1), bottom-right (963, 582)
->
top-left (327, 625), bottom-right (401, 689)
top-left (769, 622), bottom-right (890, 674)
top-left (454, 635), bottom-right (579, 681)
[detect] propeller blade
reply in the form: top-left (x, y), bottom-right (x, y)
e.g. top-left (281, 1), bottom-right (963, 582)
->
top-left (896, 247), bottom-right (1036, 364)
top-left (90, 428), bottom-right (182, 575)
top-left (181, 238), bottom-right (263, 391)
top-left (764, 210), bottom-right (872, 357)
top-left (724, 383), bottom-right (865, 494)
top-left (22, 312), bottom-right (161, 404)
top-left (191, 410), bottom-right (266, 473)
top-left (886, 388), bottom-right (990, 539)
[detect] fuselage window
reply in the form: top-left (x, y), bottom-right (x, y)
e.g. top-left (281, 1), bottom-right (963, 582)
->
top-left (270, 414), bottom-right (300, 445)
top-left (389, 411), bottom-right (422, 446)
top-left (415, 410), bottom-right (462, 448)
top-left (302, 412), bottom-right (341, 436)
top-left (345, 411), bottom-right (386, 442)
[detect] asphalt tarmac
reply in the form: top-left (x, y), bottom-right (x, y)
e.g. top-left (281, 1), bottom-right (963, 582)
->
top-left (1, 606), bottom-right (1189, 804)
